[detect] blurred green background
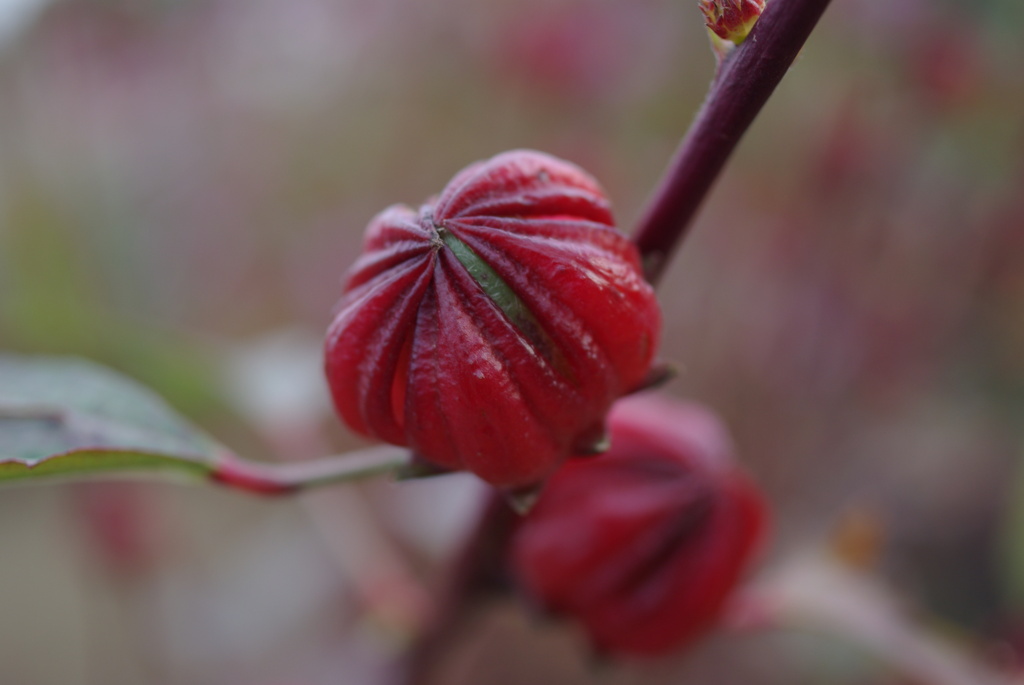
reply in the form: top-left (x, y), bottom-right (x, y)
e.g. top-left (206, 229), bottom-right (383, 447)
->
top-left (1, 0), bottom-right (1023, 683)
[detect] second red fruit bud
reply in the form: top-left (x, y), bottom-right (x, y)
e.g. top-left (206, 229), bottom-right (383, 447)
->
top-left (510, 393), bottom-right (768, 656)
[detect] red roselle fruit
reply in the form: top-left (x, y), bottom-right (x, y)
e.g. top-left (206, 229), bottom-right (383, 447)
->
top-left (324, 150), bottom-right (661, 488)
top-left (510, 393), bottom-right (768, 656)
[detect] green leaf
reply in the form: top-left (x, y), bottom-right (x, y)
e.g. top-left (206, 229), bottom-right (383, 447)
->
top-left (0, 354), bottom-right (224, 485)
top-left (0, 354), bottom-right (413, 493)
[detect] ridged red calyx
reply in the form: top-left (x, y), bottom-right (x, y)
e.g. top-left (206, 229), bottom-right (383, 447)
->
top-left (324, 150), bottom-right (661, 488)
top-left (510, 393), bottom-right (768, 656)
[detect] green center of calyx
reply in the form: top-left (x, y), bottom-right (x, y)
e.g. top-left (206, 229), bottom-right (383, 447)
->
top-left (438, 227), bottom-right (571, 379)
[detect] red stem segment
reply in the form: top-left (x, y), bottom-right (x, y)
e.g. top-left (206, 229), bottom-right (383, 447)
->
top-left (402, 493), bottom-right (520, 685)
top-left (633, 0), bottom-right (834, 284)
top-left (209, 446), bottom-right (410, 495)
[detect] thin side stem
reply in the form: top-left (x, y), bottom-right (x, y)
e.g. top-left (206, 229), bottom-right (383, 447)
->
top-left (209, 445), bottom-right (411, 495)
top-left (633, 0), bottom-right (834, 284)
top-left (738, 556), bottom-right (1013, 685)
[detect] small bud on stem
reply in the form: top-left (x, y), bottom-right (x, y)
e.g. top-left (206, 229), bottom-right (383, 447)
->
top-left (634, 0), bottom-right (834, 284)
top-left (700, 0), bottom-right (766, 45)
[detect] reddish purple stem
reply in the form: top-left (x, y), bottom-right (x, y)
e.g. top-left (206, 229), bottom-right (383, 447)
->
top-left (400, 492), bottom-right (519, 685)
top-left (633, 0), bottom-right (834, 284)
top-left (208, 447), bottom-right (409, 495)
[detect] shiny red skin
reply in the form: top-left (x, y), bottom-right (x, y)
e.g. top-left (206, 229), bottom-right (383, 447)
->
top-left (510, 394), bottom-right (768, 656)
top-left (324, 150), bottom-right (660, 488)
